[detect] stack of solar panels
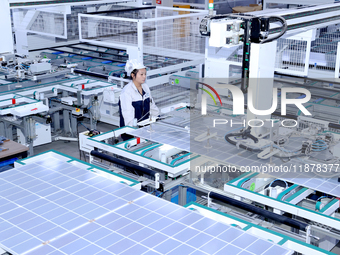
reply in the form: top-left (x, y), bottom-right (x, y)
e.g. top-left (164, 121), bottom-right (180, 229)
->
top-left (0, 157), bottom-right (292, 255)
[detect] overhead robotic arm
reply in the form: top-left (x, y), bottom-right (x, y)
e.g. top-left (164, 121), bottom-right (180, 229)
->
top-left (200, 2), bottom-right (340, 92)
top-left (199, 13), bottom-right (287, 93)
top-left (199, 3), bottom-right (340, 140)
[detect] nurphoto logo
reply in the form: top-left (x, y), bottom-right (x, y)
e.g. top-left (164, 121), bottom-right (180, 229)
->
top-left (201, 84), bottom-right (312, 116)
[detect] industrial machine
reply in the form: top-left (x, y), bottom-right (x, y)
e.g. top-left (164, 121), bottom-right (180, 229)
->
top-left (1, 1), bottom-right (340, 255)
top-left (79, 2), bottom-right (340, 254)
top-left (0, 1), bottom-right (207, 157)
top-left (79, 101), bottom-right (340, 254)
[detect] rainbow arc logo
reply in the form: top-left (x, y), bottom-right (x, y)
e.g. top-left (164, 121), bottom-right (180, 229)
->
top-left (199, 82), bottom-right (222, 115)
top-left (198, 82), bottom-right (222, 106)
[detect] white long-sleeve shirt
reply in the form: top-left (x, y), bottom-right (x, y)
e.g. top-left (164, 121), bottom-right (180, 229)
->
top-left (119, 81), bottom-right (159, 127)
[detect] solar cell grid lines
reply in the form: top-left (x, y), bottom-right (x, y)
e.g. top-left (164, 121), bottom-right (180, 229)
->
top-left (128, 123), bottom-right (191, 152)
top-left (269, 169), bottom-right (340, 198)
top-left (0, 154), bottom-right (292, 255)
top-left (130, 116), bottom-right (340, 199)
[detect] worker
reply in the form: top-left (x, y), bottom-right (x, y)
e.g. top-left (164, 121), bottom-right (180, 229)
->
top-left (119, 59), bottom-right (159, 140)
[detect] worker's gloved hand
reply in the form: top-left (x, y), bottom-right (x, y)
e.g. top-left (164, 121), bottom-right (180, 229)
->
top-left (153, 115), bottom-right (163, 122)
top-left (156, 114), bottom-right (167, 120)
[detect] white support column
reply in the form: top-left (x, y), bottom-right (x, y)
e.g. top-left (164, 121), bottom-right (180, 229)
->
top-left (247, 41), bottom-right (277, 136)
top-left (13, 9), bottom-right (27, 55)
top-left (263, 0), bottom-right (267, 10)
top-left (335, 42), bottom-right (340, 79)
top-left (78, 14), bottom-right (83, 42)
top-left (0, 0), bottom-right (14, 54)
top-left (137, 20), bottom-right (144, 63)
top-left (16, 30), bottom-right (29, 56)
top-left (13, 10), bottom-right (39, 55)
top-left (155, 9), bottom-right (158, 48)
top-left (304, 39), bottom-right (312, 76)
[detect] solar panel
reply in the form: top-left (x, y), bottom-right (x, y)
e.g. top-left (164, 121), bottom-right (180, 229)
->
top-left (128, 123), bottom-right (191, 152)
top-left (270, 170), bottom-right (340, 198)
top-left (0, 154), bottom-right (292, 255)
top-left (130, 114), bottom-right (340, 199)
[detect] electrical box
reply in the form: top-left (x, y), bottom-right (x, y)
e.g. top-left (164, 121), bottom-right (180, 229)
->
top-left (0, 53), bottom-right (15, 64)
top-left (17, 122), bottom-right (51, 146)
top-left (169, 75), bottom-right (196, 89)
top-left (209, 19), bottom-right (244, 48)
top-left (185, 71), bottom-right (199, 79)
top-left (30, 63), bottom-right (51, 74)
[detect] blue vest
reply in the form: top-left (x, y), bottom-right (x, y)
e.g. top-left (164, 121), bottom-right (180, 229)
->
top-left (119, 89), bottom-right (151, 127)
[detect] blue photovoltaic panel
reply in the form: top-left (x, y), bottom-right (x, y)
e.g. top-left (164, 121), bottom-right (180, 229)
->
top-left (0, 153), bottom-right (293, 255)
top-left (130, 116), bottom-right (340, 199)
top-left (269, 170), bottom-right (340, 198)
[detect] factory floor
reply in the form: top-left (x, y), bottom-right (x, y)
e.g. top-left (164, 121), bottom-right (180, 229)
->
top-left (32, 122), bottom-right (340, 255)
top-left (332, 242), bottom-right (340, 254)
top-left (33, 121), bottom-right (118, 161)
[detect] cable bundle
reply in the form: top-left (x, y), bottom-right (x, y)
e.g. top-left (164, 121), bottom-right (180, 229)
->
top-left (312, 139), bottom-right (328, 152)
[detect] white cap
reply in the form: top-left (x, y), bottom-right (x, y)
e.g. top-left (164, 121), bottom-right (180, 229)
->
top-left (125, 59), bottom-right (146, 76)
